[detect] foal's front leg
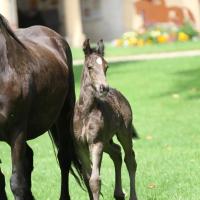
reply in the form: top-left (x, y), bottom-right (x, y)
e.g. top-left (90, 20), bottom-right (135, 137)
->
top-left (89, 142), bottom-right (103, 200)
top-left (10, 130), bottom-right (34, 200)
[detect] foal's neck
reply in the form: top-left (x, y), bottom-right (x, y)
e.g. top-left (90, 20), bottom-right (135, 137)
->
top-left (77, 64), bottom-right (96, 116)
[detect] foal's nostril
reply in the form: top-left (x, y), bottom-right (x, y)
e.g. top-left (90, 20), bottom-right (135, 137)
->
top-left (99, 84), bottom-right (104, 93)
top-left (100, 84), bottom-right (109, 93)
top-left (105, 86), bottom-right (109, 92)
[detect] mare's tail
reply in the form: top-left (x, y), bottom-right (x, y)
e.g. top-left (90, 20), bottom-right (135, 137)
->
top-left (64, 41), bottom-right (84, 186)
top-left (49, 40), bottom-right (84, 188)
top-left (131, 124), bottom-right (139, 139)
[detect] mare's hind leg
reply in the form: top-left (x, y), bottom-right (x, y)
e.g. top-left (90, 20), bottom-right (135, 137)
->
top-left (10, 131), bottom-right (35, 200)
top-left (24, 144), bottom-right (34, 200)
top-left (117, 130), bottom-right (137, 200)
top-left (104, 139), bottom-right (125, 200)
top-left (50, 96), bottom-right (76, 200)
top-left (50, 123), bottom-right (71, 200)
top-left (0, 164), bottom-right (7, 200)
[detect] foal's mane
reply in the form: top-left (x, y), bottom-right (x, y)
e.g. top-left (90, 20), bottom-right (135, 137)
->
top-left (0, 14), bottom-right (26, 49)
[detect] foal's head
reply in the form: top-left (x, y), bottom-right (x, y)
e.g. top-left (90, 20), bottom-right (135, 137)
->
top-left (82, 39), bottom-right (109, 98)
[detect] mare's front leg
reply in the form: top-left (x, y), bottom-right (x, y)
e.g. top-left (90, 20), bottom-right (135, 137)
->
top-left (10, 130), bottom-right (34, 200)
top-left (89, 142), bottom-right (104, 200)
top-left (0, 166), bottom-right (7, 200)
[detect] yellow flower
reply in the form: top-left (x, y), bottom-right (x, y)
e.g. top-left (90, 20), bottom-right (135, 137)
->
top-left (137, 39), bottom-right (145, 46)
top-left (123, 39), bottom-right (132, 47)
top-left (146, 39), bottom-right (153, 45)
top-left (114, 39), bottom-right (123, 47)
top-left (129, 37), bottom-right (138, 46)
top-left (178, 32), bottom-right (189, 42)
top-left (157, 35), bottom-right (168, 43)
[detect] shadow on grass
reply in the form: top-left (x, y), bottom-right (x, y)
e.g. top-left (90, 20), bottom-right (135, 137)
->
top-left (156, 66), bottom-right (200, 100)
top-left (74, 60), bottom-right (200, 100)
top-left (169, 67), bottom-right (200, 100)
top-left (173, 67), bottom-right (200, 99)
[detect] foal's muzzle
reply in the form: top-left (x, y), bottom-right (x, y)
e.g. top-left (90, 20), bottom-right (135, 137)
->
top-left (99, 84), bottom-right (109, 96)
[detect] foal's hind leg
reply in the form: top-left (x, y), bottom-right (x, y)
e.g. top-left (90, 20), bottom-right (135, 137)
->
top-left (117, 130), bottom-right (137, 200)
top-left (0, 166), bottom-right (7, 200)
top-left (104, 139), bottom-right (125, 200)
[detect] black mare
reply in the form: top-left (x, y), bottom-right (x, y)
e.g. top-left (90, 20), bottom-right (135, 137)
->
top-left (0, 14), bottom-right (80, 200)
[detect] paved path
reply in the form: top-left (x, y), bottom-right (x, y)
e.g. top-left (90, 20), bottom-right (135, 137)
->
top-left (73, 49), bottom-right (200, 66)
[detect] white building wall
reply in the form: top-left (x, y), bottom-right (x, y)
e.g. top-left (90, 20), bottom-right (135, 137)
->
top-left (0, 0), bottom-right (18, 28)
top-left (82, 0), bottom-right (124, 42)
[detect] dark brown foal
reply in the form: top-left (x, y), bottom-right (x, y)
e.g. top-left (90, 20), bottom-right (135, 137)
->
top-left (73, 39), bottom-right (138, 200)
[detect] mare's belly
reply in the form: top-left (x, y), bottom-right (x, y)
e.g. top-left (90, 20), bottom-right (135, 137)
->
top-left (27, 89), bottom-right (67, 140)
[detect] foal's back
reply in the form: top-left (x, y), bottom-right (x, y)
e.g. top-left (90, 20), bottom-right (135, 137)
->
top-left (105, 88), bottom-right (132, 127)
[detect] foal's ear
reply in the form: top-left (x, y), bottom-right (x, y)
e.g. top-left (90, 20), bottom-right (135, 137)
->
top-left (97, 39), bottom-right (104, 56)
top-left (83, 38), bottom-right (91, 56)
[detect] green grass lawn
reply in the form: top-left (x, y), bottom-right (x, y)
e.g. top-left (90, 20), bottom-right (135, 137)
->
top-left (1, 55), bottom-right (200, 199)
top-left (72, 40), bottom-right (200, 60)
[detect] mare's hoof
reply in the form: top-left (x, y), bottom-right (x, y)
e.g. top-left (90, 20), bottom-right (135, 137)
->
top-left (115, 197), bottom-right (125, 200)
top-left (60, 195), bottom-right (71, 200)
top-left (114, 194), bottom-right (125, 200)
top-left (0, 170), bottom-right (7, 200)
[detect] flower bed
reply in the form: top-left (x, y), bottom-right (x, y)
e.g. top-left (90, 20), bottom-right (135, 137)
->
top-left (112, 22), bottom-right (199, 47)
